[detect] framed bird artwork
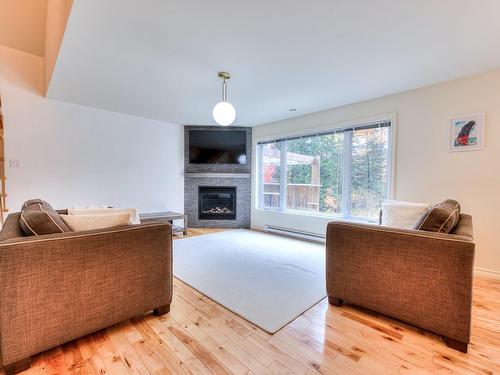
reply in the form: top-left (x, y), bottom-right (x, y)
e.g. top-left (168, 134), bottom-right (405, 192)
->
top-left (449, 113), bottom-right (485, 152)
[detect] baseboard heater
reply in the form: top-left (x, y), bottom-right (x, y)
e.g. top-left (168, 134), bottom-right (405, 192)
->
top-left (266, 225), bottom-right (326, 243)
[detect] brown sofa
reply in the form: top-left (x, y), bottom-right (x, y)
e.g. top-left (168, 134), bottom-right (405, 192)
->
top-left (326, 214), bottom-right (475, 353)
top-left (0, 212), bottom-right (173, 374)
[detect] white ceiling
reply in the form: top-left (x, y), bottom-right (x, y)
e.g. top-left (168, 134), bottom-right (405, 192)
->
top-left (47, 0), bottom-right (500, 126)
top-left (0, 0), bottom-right (47, 56)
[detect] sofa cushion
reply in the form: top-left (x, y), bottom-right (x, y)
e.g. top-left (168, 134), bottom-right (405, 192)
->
top-left (414, 199), bottom-right (461, 233)
top-left (68, 206), bottom-right (140, 224)
top-left (60, 213), bottom-right (132, 231)
top-left (20, 202), bottom-right (71, 236)
top-left (381, 200), bottom-right (432, 229)
top-left (0, 213), bottom-right (25, 241)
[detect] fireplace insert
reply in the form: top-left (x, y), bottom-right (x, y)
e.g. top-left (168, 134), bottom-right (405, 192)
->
top-left (198, 186), bottom-right (237, 220)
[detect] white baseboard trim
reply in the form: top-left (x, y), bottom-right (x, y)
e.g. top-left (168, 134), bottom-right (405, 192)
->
top-left (474, 267), bottom-right (500, 280)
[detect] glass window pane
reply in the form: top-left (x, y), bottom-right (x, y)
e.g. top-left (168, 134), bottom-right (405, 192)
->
top-left (350, 126), bottom-right (390, 219)
top-left (286, 133), bottom-right (343, 214)
top-left (261, 143), bottom-right (281, 209)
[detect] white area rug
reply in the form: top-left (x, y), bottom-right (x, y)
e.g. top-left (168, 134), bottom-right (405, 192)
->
top-left (173, 229), bottom-right (326, 333)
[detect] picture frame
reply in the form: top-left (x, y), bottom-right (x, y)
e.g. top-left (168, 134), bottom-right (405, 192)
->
top-left (449, 113), bottom-right (485, 152)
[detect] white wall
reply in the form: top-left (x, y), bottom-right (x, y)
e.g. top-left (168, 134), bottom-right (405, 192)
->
top-left (0, 45), bottom-right (184, 213)
top-left (45, 0), bottom-right (73, 93)
top-left (252, 69), bottom-right (500, 277)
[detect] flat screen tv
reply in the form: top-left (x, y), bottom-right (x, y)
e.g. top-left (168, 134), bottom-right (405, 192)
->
top-left (189, 130), bottom-right (247, 164)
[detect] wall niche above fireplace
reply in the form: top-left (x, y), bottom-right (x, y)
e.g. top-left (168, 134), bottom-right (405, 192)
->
top-left (185, 126), bottom-right (251, 174)
top-left (184, 126), bottom-right (251, 229)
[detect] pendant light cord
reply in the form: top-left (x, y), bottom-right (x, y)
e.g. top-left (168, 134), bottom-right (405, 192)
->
top-left (222, 78), bottom-right (227, 102)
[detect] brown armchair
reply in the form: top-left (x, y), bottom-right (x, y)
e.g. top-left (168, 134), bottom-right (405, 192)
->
top-left (0, 212), bottom-right (172, 374)
top-left (326, 214), bottom-right (475, 353)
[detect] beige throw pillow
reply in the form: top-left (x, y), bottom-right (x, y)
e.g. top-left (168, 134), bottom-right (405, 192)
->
top-left (67, 207), bottom-right (140, 224)
top-left (60, 213), bottom-right (132, 231)
top-left (381, 200), bottom-right (432, 229)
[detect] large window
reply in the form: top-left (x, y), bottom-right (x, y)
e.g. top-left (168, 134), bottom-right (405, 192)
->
top-left (257, 120), bottom-right (392, 221)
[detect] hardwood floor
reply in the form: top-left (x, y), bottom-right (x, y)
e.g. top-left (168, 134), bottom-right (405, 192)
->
top-left (8, 229), bottom-right (500, 375)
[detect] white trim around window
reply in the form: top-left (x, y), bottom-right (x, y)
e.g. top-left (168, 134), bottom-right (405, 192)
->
top-left (254, 113), bottom-right (398, 221)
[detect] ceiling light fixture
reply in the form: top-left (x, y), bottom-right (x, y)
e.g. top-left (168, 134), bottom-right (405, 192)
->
top-left (213, 72), bottom-right (236, 126)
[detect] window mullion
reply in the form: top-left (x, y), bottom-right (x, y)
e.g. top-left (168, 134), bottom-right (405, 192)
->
top-left (280, 141), bottom-right (288, 211)
top-left (257, 144), bottom-right (264, 209)
top-left (342, 131), bottom-right (353, 218)
top-left (387, 121), bottom-right (394, 200)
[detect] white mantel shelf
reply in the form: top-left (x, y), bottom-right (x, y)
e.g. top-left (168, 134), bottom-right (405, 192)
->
top-left (185, 173), bottom-right (250, 179)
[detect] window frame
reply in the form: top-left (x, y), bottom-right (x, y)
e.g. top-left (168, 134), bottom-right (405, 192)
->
top-left (255, 114), bottom-right (397, 222)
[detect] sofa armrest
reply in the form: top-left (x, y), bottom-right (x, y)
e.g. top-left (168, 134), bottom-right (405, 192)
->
top-left (0, 223), bottom-right (173, 365)
top-left (0, 222), bottom-right (162, 245)
top-left (326, 221), bottom-right (474, 343)
top-left (328, 220), bottom-right (474, 242)
top-left (0, 213), bottom-right (24, 241)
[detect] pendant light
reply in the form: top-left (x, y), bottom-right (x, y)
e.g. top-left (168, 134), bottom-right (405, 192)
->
top-left (213, 72), bottom-right (236, 126)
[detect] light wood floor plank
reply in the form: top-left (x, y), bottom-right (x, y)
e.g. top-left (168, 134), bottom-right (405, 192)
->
top-left (146, 316), bottom-right (213, 375)
top-left (106, 323), bottom-right (151, 375)
top-left (167, 321), bottom-right (233, 374)
top-left (131, 318), bottom-right (190, 374)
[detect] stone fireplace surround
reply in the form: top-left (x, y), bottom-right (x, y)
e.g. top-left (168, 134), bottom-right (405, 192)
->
top-left (184, 126), bottom-right (252, 229)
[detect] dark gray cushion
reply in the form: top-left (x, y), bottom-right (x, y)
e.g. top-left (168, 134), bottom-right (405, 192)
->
top-left (414, 199), bottom-right (461, 234)
top-left (19, 200), bottom-right (71, 236)
top-left (21, 199), bottom-right (54, 211)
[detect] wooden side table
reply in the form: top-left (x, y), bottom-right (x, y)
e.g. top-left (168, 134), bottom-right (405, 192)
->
top-left (139, 211), bottom-right (188, 236)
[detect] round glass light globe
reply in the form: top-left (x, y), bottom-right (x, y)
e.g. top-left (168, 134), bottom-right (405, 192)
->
top-left (213, 101), bottom-right (236, 126)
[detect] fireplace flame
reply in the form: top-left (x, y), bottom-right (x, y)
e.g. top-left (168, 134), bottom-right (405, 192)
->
top-left (202, 207), bottom-right (233, 214)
